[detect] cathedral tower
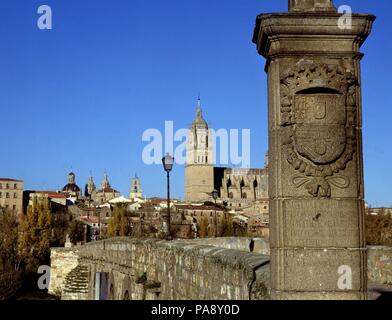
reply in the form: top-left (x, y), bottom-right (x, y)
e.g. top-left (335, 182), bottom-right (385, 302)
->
top-left (130, 174), bottom-right (143, 199)
top-left (85, 176), bottom-right (96, 198)
top-left (185, 98), bottom-right (214, 202)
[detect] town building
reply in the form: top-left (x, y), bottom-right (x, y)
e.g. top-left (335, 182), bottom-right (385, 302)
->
top-left (27, 190), bottom-right (67, 207)
top-left (0, 178), bottom-right (23, 215)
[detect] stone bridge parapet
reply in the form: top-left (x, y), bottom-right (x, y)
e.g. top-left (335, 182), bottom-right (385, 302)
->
top-left (49, 237), bottom-right (270, 300)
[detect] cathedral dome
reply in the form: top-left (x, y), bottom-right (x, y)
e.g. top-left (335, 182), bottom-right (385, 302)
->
top-left (62, 172), bottom-right (81, 192)
top-left (62, 183), bottom-right (81, 192)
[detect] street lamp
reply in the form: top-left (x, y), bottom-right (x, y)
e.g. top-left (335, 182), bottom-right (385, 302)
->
top-left (212, 189), bottom-right (218, 237)
top-left (162, 153), bottom-right (174, 240)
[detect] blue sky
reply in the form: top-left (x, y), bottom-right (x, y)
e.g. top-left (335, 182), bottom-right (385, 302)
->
top-left (0, 0), bottom-right (391, 206)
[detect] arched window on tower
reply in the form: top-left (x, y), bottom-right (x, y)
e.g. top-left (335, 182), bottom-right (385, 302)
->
top-left (253, 179), bottom-right (258, 200)
top-left (226, 178), bottom-right (232, 198)
top-left (240, 179), bottom-right (245, 199)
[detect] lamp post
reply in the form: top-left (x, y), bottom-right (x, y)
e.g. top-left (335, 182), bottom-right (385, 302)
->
top-left (162, 153), bottom-right (174, 240)
top-left (211, 189), bottom-right (218, 237)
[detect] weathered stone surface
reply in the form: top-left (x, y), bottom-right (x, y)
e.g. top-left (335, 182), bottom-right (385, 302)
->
top-left (289, 0), bottom-right (336, 12)
top-left (61, 264), bottom-right (89, 300)
top-left (253, 1), bottom-right (375, 300)
top-left (49, 238), bottom-right (392, 300)
top-left (48, 248), bottom-right (79, 296)
top-left (183, 237), bottom-right (270, 255)
top-left (51, 237), bottom-right (271, 300)
top-left (271, 248), bottom-right (365, 292)
top-left (270, 199), bottom-right (362, 248)
top-left (273, 291), bottom-right (365, 300)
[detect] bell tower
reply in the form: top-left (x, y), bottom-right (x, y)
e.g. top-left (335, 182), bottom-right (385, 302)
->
top-left (130, 174), bottom-right (143, 200)
top-left (185, 98), bottom-right (214, 202)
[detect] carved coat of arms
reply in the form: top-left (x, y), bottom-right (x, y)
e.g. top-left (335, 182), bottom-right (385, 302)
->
top-left (280, 63), bottom-right (357, 197)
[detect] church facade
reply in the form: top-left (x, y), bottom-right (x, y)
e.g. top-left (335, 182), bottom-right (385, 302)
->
top-left (185, 98), bottom-right (269, 208)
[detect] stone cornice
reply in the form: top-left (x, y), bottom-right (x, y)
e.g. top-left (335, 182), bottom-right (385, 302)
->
top-left (253, 13), bottom-right (376, 59)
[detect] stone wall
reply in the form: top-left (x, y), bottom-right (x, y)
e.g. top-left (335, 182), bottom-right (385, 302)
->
top-left (48, 247), bottom-right (79, 296)
top-left (186, 237), bottom-right (270, 255)
top-left (49, 239), bottom-right (392, 300)
top-left (368, 246), bottom-right (392, 286)
top-left (50, 237), bottom-right (270, 300)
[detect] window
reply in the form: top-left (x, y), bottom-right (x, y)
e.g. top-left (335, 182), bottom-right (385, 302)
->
top-left (0, 183), bottom-right (2, 189)
top-left (14, 184), bottom-right (17, 189)
top-left (205, 156), bottom-right (208, 163)
top-left (0, 192), bottom-right (2, 198)
top-left (12, 205), bottom-right (16, 211)
top-left (6, 192), bottom-right (10, 198)
top-left (14, 193), bottom-right (17, 199)
top-left (6, 184), bottom-right (9, 189)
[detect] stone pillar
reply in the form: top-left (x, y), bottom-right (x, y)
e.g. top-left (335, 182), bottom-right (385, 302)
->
top-left (253, 1), bottom-right (375, 299)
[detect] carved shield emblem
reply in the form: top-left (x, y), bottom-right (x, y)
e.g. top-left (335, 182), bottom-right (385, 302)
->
top-left (293, 94), bottom-right (346, 164)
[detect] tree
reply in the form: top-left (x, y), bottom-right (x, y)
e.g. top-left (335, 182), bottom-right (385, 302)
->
top-left (0, 208), bottom-right (20, 272)
top-left (107, 204), bottom-right (132, 237)
top-left (51, 207), bottom-right (71, 247)
top-left (18, 197), bottom-right (53, 273)
top-left (366, 211), bottom-right (392, 246)
top-left (198, 216), bottom-right (209, 238)
top-left (68, 220), bottom-right (85, 244)
top-left (219, 213), bottom-right (235, 237)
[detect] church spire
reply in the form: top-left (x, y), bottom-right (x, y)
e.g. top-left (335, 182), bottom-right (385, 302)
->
top-left (196, 97), bottom-right (202, 117)
top-left (192, 96), bottom-right (208, 129)
top-left (100, 174), bottom-right (111, 190)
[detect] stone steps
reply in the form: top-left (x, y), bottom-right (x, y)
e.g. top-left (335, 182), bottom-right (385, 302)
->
top-left (63, 265), bottom-right (89, 294)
